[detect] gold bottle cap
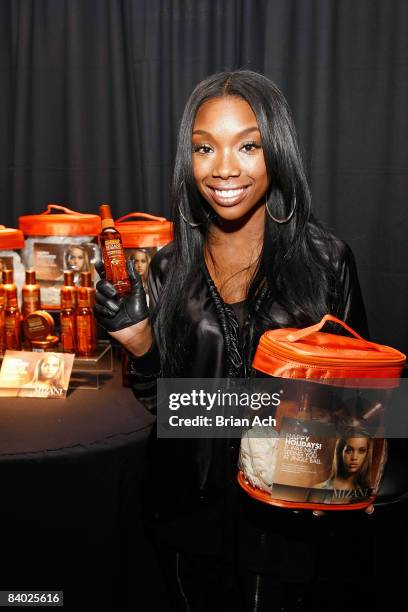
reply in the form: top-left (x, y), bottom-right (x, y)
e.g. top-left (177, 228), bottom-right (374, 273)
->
top-left (80, 271), bottom-right (92, 287)
top-left (63, 270), bottom-right (75, 286)
top-left (25, 269), bottom-right (37, 285)
top-left (99, 204), bottom-right (115, 230)
top-left (3, 269), bottom-right (13, 284)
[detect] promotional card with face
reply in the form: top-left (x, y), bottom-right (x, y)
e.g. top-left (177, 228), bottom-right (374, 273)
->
top-left (124, 247), bottom-right (157, 295)
top-left (271, 417), bottom-right (386, 505)
top-left (32, 241), bottom-right (97, 308)
top-left (0, 351), bottom-right (75, 399)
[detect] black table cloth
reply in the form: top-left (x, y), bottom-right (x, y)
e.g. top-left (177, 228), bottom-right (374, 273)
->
top-left (0, 362), bottom-right (154, 455)
top-left (0, 363), bottom-right (164, 612)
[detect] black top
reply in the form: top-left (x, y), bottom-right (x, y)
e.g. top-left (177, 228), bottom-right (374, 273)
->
top-left (128, 235), bottom-right (369, 553)
top-left (226, 299), bottom-right (247, 334)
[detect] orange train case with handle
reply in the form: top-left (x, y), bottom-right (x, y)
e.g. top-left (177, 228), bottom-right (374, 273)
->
top-left (115, 212), bottom-right (173, 251)
top-left (238, 314), bottom-right (406, 511)
top-left (19, 204), bottom-right (101, 308)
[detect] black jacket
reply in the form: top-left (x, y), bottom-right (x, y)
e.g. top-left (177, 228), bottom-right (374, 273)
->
top-left (128, 235), bottom-right (368, 540)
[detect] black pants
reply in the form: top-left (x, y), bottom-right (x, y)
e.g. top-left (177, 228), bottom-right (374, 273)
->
top-left (153, 545), bottom-right (386, 612)
top-left (145, 490), bottom-right (404, 612)
top-left (154, 547), bottom-right (316, 612)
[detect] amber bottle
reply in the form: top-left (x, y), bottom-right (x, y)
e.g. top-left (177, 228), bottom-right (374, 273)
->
top-left (98, 203), bottom-right (131, 297)
top-left (3, 269), bottom-right (22, 350)
top-left (22, 269), bottom-right (41, 318)
top-left (60, 270), bottom-right (77, 353)
top-left (81, 271), bottom-right (97, 351)
top-left (76, 272), bottom-right (97, 356)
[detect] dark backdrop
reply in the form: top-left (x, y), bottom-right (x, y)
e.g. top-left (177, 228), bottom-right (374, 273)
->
top-left (0, 0), bottom-right (407, 354)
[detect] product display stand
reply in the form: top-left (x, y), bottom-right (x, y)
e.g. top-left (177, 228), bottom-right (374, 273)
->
top-left (70, 340), bottom-right (113, 389)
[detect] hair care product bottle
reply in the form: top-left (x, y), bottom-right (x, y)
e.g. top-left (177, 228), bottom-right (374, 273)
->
top-left (98, 203), bottom-right (131, 297)
top-left (3, 269), bottom-right (22, 350)
top-left (76, 272), bottom-right (97, 356)
top-left (0, 284), bottom-right (5, 354)
top-left (60, 270), bottom-right (77, 353)
top-left (22, 269), bottom-right (41, 318)
top-left (80, 271), bottom-right (97, 351)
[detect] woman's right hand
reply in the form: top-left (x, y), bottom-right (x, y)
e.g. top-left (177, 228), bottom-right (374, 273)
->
top-left (94, 259), bottom-right (153, 356)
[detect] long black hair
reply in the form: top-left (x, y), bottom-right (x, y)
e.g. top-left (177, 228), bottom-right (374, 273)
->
top-left (153, 70), bottom-right (343, 375)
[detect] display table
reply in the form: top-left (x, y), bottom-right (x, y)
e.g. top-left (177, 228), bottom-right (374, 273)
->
top-left (0, 363), bottom-right (162, 612)
top-left (0, 358), bottom-right (153, 456)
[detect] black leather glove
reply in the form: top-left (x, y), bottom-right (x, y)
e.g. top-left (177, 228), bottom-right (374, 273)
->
top-left (94, 259), bottom-right (149, 332)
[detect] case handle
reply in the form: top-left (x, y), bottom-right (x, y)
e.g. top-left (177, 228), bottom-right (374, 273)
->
top-left (287, 314), bottom-right (363, 343)
top-left (115, 212), bottom-right (168, 223)
top-left (41, 204), bottom-right (89, 216)
top-left (286, 314), bottom-right (388, 353)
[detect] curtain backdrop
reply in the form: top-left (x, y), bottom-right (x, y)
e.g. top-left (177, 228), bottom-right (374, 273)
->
top-left (0, 0), bottom-right (407, 354)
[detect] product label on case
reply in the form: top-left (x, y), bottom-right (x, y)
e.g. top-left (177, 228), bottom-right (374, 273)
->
top-left (270, 417), bottom-right (385, 505)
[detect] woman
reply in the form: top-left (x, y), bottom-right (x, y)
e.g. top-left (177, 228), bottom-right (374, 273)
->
top-left (95, 71), bottom-right (370, 611)
top-left (317, 436), bottom-right (373, 492)
top-left (18, 353), bottom-right (65, 398)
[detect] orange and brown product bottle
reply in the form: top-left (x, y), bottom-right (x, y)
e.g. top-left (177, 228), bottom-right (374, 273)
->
top-left (60, 270), bottom-right (77, 353)
top-left (3, 269), bottom-right (21, 350)
top-left (76, 272), bottom-right (97, 356)
top-left (98, 203), bottom-right (131, 297)
top-left (0, 284), bottom-right (5, 354)
top-left (80, 271), bottom-right (97, 351)
top-left (21, 269), bottom-right (41, 318)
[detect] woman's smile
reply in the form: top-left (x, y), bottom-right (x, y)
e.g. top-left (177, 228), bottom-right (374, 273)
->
top-left (207, 184), bottom-right (251, 206)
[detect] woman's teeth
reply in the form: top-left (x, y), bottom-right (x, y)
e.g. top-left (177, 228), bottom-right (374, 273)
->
top-left (209, 185), bottom-right (249, 206)
top-left (214, 188), bottom-right (245, 198)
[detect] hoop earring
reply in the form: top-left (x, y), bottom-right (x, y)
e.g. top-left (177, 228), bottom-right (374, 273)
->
top-left (178, 203), bottom-right (202, 228)
top-left (265, 194), bottom-right (297, 224)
